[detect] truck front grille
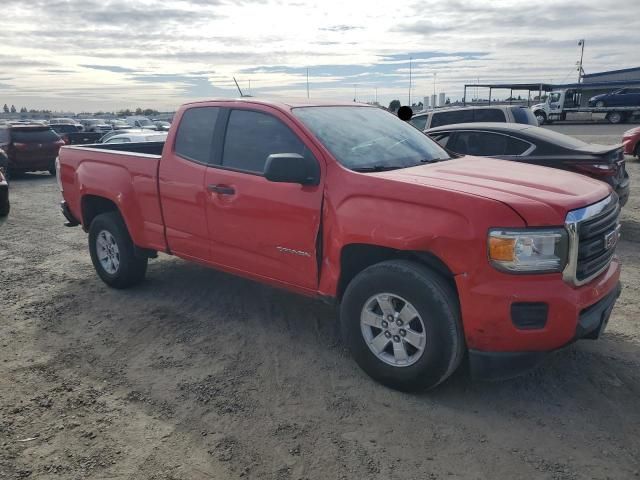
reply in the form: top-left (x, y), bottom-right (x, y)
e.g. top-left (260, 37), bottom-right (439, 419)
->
top-left (564, 194), bottom-right (620, 286)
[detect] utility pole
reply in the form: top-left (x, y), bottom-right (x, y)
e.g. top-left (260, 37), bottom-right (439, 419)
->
top-left (577, 39), bottom-right (585, 83)
top-left (354, 84), bottom-right (358, 102)
top-left (375, 87), bottom-right (378, 104)
top-left (306, 68), bottom-right (309, 98)
top-left (433, 72), bottom-right (437, 96)
top-left (408, 56), bottom-right (412, 106)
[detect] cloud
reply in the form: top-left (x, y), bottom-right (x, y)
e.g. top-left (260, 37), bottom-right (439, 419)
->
top-left (1, 0), bottom-right (639, 111)
top-left (80, 65), bottom-right (138, 73)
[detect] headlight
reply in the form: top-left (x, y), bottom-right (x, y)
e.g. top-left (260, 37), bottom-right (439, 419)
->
top-left (488, 229), bottom-right (568, 273)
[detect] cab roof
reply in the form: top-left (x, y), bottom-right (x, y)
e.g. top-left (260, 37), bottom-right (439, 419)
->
top-left (181, 97), bottom-right (375, 110)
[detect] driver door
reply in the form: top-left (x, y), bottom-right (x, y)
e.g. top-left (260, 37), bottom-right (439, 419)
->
top-left (204, 107), bottom-right (324, 290)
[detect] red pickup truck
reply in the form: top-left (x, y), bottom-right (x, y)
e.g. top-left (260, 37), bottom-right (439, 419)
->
top-left (58, 99), bottom-right (622, 390)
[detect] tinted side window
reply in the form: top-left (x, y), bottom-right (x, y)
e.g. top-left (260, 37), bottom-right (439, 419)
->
top-left (174, 107), bottom-right (219, 164)
top-left (505, 136), bottom-right (532, 155)
top-left (450, 131), bottom-right (532, 156)
top-left (429, 132), bottom-right (451, 148)
top-left (11, 129), bottom-right (60, 143)
top-left (430, 110), bottom-right (473, 128)
top-left (409, 115), bottom-right (428, 131)
top-left (473, 108), bottom-right (506, 122)
top-left (222, 110), bottom-right (310, 174)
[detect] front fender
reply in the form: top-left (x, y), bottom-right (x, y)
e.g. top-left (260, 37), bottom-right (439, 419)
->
top-left (318, 191), bottom-right (525, 296)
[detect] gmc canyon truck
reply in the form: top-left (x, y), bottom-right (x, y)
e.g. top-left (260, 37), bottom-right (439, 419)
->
top-left (58, 99), bottom-right (622, 391)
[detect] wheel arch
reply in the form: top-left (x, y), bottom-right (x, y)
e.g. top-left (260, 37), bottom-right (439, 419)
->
top-left (336, 243), bottom-right (458, 301)
top-left (81, 194), bottom-right (120, 231)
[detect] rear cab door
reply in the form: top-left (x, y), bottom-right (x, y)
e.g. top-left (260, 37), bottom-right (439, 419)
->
top-left (158, 106), bottom-right (221, 261)
top-left (203, 103), bottom-right (325, 291)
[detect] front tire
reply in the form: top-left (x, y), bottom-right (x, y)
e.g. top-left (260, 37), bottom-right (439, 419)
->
top-left (340, 260), bottom-right (464, 391)
top-left (606, 112), bottom-right (623, 124)
top-left (88, 211), bottom-right (148, 289)
top-left (534, 111), bottom-right (546, 125)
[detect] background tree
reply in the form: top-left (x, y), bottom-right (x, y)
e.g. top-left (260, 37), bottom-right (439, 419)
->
top-left (135, 107), bottom-right (143, 115)
top-left (3, 104), bottom-right (8, 113)
top-left (388, 99), bottom-right (401, 112)
top-left (10, 105), bottom-right (16, 113)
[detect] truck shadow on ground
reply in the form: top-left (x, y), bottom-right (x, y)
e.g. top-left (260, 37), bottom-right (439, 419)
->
top-left (41, 255), bottom-right (640, 410)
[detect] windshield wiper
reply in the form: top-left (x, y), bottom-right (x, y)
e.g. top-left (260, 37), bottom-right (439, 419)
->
top-left (351, 165), bottom-right (404, 172)
top-left (419, 157), bottom-right (451, 163)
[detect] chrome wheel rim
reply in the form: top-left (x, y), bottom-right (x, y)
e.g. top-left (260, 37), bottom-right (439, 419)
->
top-left (360, 293), bottom-right (426, 367)
top-left (96, 230), bottom-right (120, 274)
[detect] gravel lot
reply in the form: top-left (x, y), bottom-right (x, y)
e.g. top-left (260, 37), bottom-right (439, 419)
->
top-left (1, 127), bottom-right (639, 480)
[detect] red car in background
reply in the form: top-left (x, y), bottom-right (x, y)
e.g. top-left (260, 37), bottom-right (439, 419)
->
top-left (622, 127), bottom-right (640, 158)
top-left (0, 124), bottom-right (65, 177)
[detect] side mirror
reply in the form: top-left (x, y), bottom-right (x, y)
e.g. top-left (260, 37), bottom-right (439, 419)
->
top-left (264, 153), bottom-right (319, 186)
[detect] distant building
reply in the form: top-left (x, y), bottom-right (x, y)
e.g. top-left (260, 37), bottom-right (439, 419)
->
top-left (438, 92), bottom-right (446, 107)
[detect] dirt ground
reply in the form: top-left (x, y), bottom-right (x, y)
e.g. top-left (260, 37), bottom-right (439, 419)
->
top-left (1, 129), bottom-right (639, 480)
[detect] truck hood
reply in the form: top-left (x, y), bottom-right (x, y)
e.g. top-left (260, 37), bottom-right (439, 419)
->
top-left (374, 157), bottom-right (611, 226)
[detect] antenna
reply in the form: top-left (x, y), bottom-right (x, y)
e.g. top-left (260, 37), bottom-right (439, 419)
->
top-left (233, 77), bottom-right (244, 97)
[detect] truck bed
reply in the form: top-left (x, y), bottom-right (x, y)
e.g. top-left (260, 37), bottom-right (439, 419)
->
top-left (58, 142), bottom-right (167, 252)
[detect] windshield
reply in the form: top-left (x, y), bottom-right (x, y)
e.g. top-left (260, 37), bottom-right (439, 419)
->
top-left (548, 92), bottom-right (561, 103)
top-left (137, 118), bottom-right (153, 126)
top-left (292, 106), bottom-right (450, 170)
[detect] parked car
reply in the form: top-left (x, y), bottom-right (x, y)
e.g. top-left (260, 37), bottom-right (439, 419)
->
top-left (153, 121), bottom-right (171, 131)
top-left (98, 129), bottom-right (156, 143)
top-left (55, 129), bottom-right (103, 146)
top-left (0, 168), bottom-right (8, 216)
top-left (622, 126), bottom-right (640, 158)
top-left (425, 123), bottom-right (630, 206)
top-left (0, 147), bottom-right (8, 175)
top-left (58, 98), bottom-right (621, 391)
top-left (80, 119), bottom-right (112, 133)
top-left (50, 118), bottom-right (83, 131)
top-left (106, 119), bottom-right (130, 130)
top-left (588, 88), bottom-right (640, 108)
top-left (125, 116), bottom-right (157, 130)
top-left (0, 124), bottom-right (64, 175)
top-left (103, 132), bottom-right (168, 144)
top-left (408, 105), bottom-right (538, 131)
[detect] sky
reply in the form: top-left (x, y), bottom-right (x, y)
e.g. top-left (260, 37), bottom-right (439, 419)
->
top-left (1, 0), bottom-right (640, 112)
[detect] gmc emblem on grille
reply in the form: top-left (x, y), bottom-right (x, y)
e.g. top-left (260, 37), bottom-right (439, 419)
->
top-left (604, 227), bottom-right (620, 250)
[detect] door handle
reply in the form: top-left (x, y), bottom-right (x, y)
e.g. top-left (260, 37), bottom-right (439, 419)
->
top-left (208, 184), bottom-right (236, 195)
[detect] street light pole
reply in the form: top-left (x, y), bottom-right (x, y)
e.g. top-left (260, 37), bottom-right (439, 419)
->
top-left (578, 39), bottom-right (585, 83)
top-left (408, 56), bottom-right (412, 106)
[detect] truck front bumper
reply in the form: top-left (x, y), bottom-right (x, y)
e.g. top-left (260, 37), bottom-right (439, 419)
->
top-left (456, 257), bottom-right (622, 379)
top-left (468, 281), bottom-right (621, 380)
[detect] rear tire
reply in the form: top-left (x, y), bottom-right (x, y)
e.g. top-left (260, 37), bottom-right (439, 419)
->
top-left (88, 211), bottom-right (148, 289)
top-left (340, 260), bottom-right (464, 391)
